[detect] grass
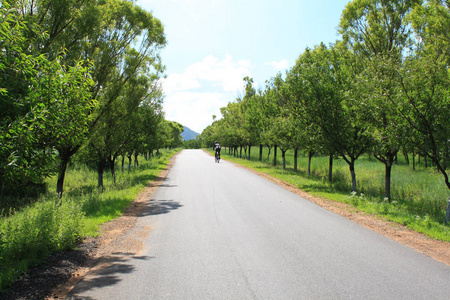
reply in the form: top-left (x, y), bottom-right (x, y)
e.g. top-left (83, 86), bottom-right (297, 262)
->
top-left (0, 149), bottom-right (179, 291)
top-left (218, 147), bottom-right (450, 242)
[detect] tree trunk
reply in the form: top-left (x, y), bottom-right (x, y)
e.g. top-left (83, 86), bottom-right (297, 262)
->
top-left (294, 148), bottom-right (298, 172)
top-left (273, 145), bottom-right (277, 166)
top-left (128, 154), bottom-right (132, 172)
top-left (308, 151), bottom-right (314, 176)
top-left (248, 145), bottom-right (252, 161)
top-left (56, 146), bottom-right (80, 198)
top-left (239, 146), bottom-right (242, 158)
top-left (385, 162), bottom-right (392, 202)
top-left (98, 159), bottom-right (105, 190)
top-left (266, 146), bottom-right (271, 162)
top-left (349, 161), bottom-right (357, 192)
top-left (412, 151), bottom-right (416, 171)
top-left (443, 145), bottom-right (449, 171)
top-left (446, 195), bottom-right (450, 224)
top-left (56, 157), bottom-right (69, 198)
top-left (134, 153), bottom-right (139, 167)
top-left (122, 155), bottom-right (125, 172)
top-left (281, 149), bottom-right (287, 169)
top-left (108, 157), bottom-right (116, 184)
top-left (259, 144), bottom-right (263, 161)
top-left (403, 150), bottom-right (409, 165)
top-left (328, 154), bottom-right (333, 183)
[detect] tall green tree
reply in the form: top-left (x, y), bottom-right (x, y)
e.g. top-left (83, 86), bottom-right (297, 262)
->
top-left (57, 0), bottom-right (166, 195)
top-left (395, 0), bottom-right (450, 221)
top-left (339, 0), bottom-right (421, 201)
top-left (274, 75), bottom-right (324, 176)
top-left (88, 48), bottom-right (164, 188)
top-left (285, 43), bottom-right (371, 192)
top-left (0, 6), bottom-right (94, 196)
top-left (166, 121), bottom-right (184, 149)
top-left (241, 77), bottom-right (260, 160)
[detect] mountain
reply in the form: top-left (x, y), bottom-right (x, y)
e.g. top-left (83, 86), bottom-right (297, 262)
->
top-left (181, 126), bottom-right (199, 141)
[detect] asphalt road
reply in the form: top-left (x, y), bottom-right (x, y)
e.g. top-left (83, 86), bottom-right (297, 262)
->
top-left (69, 149), bottom-right (450, 299)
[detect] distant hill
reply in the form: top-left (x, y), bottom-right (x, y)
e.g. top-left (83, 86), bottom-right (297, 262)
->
top-left (181, 126), bottom-right (199, 141)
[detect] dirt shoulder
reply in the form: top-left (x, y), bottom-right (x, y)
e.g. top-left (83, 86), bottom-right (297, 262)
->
top-left (1, 151), bottom-right (448, 299)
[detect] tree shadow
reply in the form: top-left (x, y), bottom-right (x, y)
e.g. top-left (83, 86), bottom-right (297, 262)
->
top-left (68, 253), bottom-right (154, 297)
top-left (140, 199), bottom-right (183, 216)
top-left (136, 174), bottom-right (162, 185)
top-left (300, 183), bottom-right (340, 194)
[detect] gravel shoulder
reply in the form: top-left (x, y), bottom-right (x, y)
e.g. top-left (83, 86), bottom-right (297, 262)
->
top-left (1, 151), bottom-right (448, 299)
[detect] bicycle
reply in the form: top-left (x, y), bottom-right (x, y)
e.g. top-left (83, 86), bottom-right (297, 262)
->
top-left (215, 151), bottom-right (220, 163)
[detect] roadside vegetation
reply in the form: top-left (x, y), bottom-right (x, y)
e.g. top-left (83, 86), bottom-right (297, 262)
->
top-left (0, 149), bottom-right (179, 291)
top-left (213, 148), bottom-right (450, 242)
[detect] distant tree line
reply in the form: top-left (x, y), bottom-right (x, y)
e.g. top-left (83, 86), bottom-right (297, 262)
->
top-left (0, 0), bottom-right (183, 199)
top-left (200, 0), bottom-right (450, 220)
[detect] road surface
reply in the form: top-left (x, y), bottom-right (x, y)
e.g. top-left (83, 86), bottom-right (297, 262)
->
top-left (69, 149), bottom-right (450, 299)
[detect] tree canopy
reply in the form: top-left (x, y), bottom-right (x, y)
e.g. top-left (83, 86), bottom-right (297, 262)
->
top-left (0, 1), bottom-right (173, 198)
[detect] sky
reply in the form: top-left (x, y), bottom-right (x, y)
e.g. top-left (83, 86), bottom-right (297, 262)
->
top-left (137, 0), bottom-right (352, 134)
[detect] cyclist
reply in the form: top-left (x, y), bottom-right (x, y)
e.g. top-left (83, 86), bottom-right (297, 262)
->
top-left (213, 141), bottom-right (221, 161)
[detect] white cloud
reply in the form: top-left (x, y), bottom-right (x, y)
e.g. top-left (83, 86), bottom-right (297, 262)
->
top-left (269, 59), bottom-right (289, 70)
top-left (162, 55), bottom-right (252, 132)
top-left (164, 92), bottom-right (225, 133)
top-left (183, 55), bottom-right (251, 91)
top-left (162, 73), bottom-right (201, 92)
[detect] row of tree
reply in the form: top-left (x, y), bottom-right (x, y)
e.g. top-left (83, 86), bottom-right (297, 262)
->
top-left (0, 0), bottom-right (182, 199)
top-left (200, 0), bottom-right (450, 215)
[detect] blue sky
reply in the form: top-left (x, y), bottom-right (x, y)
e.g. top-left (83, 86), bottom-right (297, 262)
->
top-left (137, 0), bottom-right (351, 133)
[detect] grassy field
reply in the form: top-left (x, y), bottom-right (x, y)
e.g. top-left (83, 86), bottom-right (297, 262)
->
top-left (0, 149), bottom-right (179, 291)
top-left (217, 147), bottom-right (450, 242)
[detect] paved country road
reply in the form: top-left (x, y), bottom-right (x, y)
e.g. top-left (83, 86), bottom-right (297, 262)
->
top-left (69, 150), bottom-right (450, 299)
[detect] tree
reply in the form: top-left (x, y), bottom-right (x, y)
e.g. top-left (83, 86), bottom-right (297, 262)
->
top-left (88, 48), bottom-right (164, 188)
top-left (394, 0), bottom-right (450, 221)
top-left (285, 43), bottom-right (371, 192)
top-left (55, 0), bottom-right (166, 195)
top-left (271, 112), bottom-right (293, 170)
top-left (339, 0), bottom-right (421, 201)
top-left (0, 6), bottom-right (94, 196)
top-left (257, 87), bottom-right (282, 164)
top-left (241, 77), bottom-right (260, 160)
top-left (274, 75), bottom-right (324, 176)
top-left (166, 121), bottom-right (184, 149)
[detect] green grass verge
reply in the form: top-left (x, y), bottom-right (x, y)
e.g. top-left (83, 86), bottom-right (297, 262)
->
top-left (0, 149), bottom-right (179, 291)
top-left (216, 148), bottom-right (450, 242)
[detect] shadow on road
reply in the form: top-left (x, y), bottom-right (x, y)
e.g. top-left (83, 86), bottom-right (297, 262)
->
top-left (68, 253), bottom-right (154, 298)
top-left (142, 199), bottom-right (183, 216)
